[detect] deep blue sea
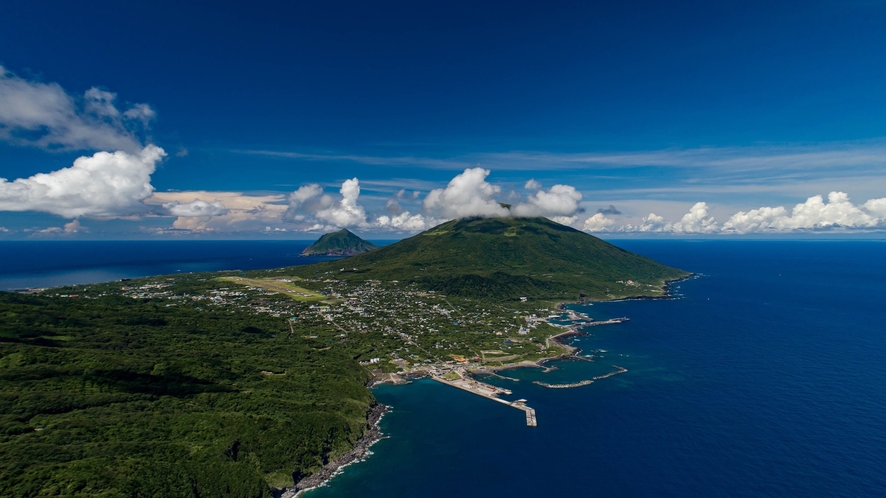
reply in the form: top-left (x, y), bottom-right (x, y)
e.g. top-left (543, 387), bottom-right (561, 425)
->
top-left (310, 240), bottom-right (886, 498)
top-left (2, 240), bottom-right (885, 496)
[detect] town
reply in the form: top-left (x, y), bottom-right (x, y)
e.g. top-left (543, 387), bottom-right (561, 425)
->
top-left (54, 268), bottom-right (631, 426)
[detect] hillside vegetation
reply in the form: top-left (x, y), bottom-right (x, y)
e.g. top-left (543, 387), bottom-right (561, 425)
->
top-left (0, 289), bottom-right (374, 497)
top-left (289, 217), bottom-right (689, 300)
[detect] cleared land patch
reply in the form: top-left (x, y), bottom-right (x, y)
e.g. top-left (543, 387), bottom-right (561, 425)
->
top-left (219, 276), bottom-right (327, 301)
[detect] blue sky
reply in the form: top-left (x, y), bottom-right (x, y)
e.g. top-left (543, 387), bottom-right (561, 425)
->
top-left (1, 0), bottom-right (885, 238)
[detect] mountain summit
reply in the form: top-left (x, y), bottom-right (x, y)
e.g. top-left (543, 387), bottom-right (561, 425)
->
top-left (294, 217), bottom-right (689, 300)
top-left (300, 229), bottom-right (378, 257)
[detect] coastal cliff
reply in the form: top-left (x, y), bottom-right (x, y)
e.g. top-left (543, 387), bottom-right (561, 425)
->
top-left (279, 403), bottom-right (388, 497)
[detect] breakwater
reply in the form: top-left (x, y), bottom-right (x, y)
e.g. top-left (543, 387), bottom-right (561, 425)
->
top-left (431, 375), bottom-right (538, 427)
top-left (593, 365), bottom-right (628, 380)
top-left (532, 365), bottom-right (628, 389)
top-left (533, 379), bottom-right (594, 388)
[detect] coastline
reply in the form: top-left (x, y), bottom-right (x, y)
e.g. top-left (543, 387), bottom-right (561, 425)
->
top-left (239, 276), bottom-right (693, 492)
top-left (276, 402), bottom-right (388, 498)
top-left (473, 325), bottom-right (590, 376)
top-left (550, 273), bottom-right (694, 311)
top-left (602, 273), bottom-right (697, 302)
top-left (277, 273), bottom-right (693, 495)
top-left (473, 276), bottom-right (693, 378)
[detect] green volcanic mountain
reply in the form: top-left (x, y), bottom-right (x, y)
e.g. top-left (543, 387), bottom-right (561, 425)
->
top-left (293, 217), bottom-right (689, 300)
top-left (300, 229), bottom-right (378, 256)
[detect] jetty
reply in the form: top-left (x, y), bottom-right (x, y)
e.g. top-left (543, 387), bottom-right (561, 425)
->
top-left (531, 365), bottom-right (628, 389)
top-left (532, 379), bottom-right (594, 389)
top-left (431, 375), bottom-right (538, 427)
top-left (593, 365), bottom-right (628, 380)
top-left (585, 317), bottom-right (630, 326)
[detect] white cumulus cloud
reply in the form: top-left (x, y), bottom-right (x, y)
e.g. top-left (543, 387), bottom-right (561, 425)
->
top-left (423, 167), bottom-right (509, 219)
top-left (163, 199), bottom-right (228, 217)
top-left (313, 178), bottom-right (368, 227)
top-left (617, 204), bottom-right (717, 234)
top-left (375, 212), bottom-right (434, 231)
top-left (284, 180), bottom-right (377, 229)
top-left (524, 179), bottom-right (542, 190)
top-left (512, 184), bottom-right (583, 218)
top-left (63, 219), bottom-right (86, 233)
top-left (723, 192), bottom-right (878, 233)
top-left (637, 213), bottom-right (667, 232)
top-left (288, 184), bottom-right (323, 209)
top-left (0, 66), bottom-right (154, 152)
top-left (581, 192), bottom-right (886, 235)
top-left (0, 145), bottom-right (165, 218)
top-left (668, 202), bottom-right (719, 233)
top-left (583, 213), bottom-right (614, 232)
top-left (862, 197), bottom-right (886, 218)
top-left (721, 206), bottom-right (789, 234)
top-left (614, 213), bottom-right (668, 233)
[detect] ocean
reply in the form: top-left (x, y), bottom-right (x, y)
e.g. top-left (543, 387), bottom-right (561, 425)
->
top-left (2, 239), bottom-right (885, 496)
top-left (309, 240), bottom-right (886, 497)
top-left (0, 240), bottom-right (332, 290)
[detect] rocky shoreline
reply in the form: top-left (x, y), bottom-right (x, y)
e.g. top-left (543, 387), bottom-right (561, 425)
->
top-left (277, 402), bottom-right (388, 498)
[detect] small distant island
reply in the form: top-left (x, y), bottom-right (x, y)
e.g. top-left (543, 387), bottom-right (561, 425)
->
top-left (0, 216), bottom-right (689, 497)
top-left (300, 228), bottom-right (378, 257)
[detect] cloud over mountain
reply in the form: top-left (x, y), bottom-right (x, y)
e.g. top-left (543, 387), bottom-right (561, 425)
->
top-left (423, 168), bottom-right (510, 219)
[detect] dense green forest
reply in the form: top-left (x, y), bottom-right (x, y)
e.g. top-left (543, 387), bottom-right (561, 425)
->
top-left (0, 290), bottom-right (375, 497)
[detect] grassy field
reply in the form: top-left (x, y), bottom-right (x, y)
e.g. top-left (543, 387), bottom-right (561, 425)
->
top-left (219, 276), bottom-right (328, 302)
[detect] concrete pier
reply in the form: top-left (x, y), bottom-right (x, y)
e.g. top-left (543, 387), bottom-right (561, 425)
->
top-left (432, 376), bottom-right (538, 427)
top-left (525, 407), bottom-right (537, 426)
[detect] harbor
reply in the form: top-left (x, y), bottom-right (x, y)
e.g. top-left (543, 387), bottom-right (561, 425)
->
top-left (431, 374), bottom-right (538, 427)
top-left (419, 312), bottom-right (635, 427)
